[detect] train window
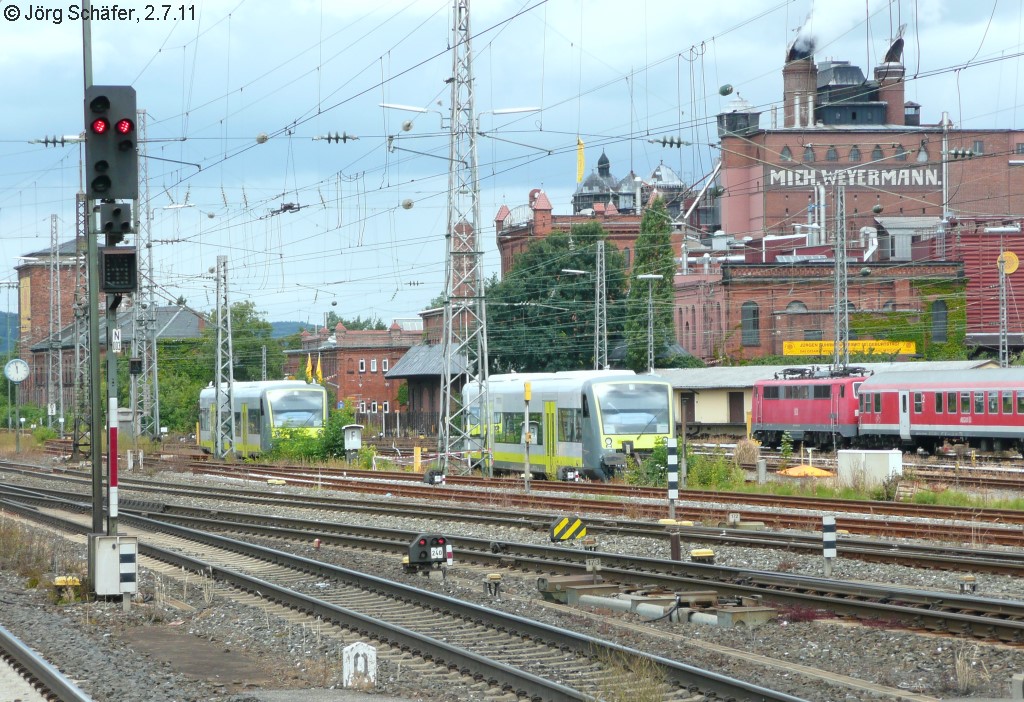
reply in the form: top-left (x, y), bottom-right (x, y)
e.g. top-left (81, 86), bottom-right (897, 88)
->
top-left (234, 411), bottom-right (242, 435)
top-left (974, 392), bottom-right (985, 414)
top-left (199, 409), bottom-right (209, 431)
top-left (988, 392), bottom-right (998, 414)
top-left (581, 394), bottom-right (590, 417)
top-left (874, 394), bottom-right (881, 412)
top-left (558, 408), bottom-right (582, 443)
top-left (248, 408), bottom-right (260, 435)
top-left (1003, 393), bottom-right (1013, 414)
top-left (495, 413), bottom-right (522, 443)
top-left (913, 393), bottom-right (923, 413)
top-left (948, 393), bottom-right (957, 414)
top-left (813, 386), bottom-right (830, 399)
top-left (524, 414), bottom-right (543, 445)
top-left (961, 393), bottom-right (970, 414)
top-left (853, 382), bottom-right (862, 397)
top-left (934, 393), bottom-right (943, 414)
top-left (840, 385), bottom-right (845, 398)
top-left (1018, 392), bottom-right (1024, 414)
top-left (861, 393), bottom-right (871, 413)
top-left (763, 386), bottom-right (780, 399)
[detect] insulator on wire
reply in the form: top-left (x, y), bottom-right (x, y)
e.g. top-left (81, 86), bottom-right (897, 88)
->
top-left (648, 135), bottom-right (688, 148)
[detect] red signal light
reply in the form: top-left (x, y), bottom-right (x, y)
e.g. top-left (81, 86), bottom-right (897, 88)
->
top-left (91, 118), bottom-right (110, 134)
top-left (418, 538), bottom-right (426, 546)
top-left (436, 538), bottom-right (445, 545)
top-left (115, 118), bottom-right (134, 135)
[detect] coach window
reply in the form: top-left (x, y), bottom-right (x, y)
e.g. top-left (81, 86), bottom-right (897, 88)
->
top-left (946, 392), bottom-right (956, 414)
top-left (935, 393), bottom-right (943, 414)
top-left (931, 300), bottom-right (948, 343)
top-left (1018, 392), bottom-right (1024, 414)
top-left (961, 392), bottom-right (970, 414)
top-left (248, 408), bottom-right (260, 435)
top-left (234, 411), bottom-right (242, 433)
top-left (861, 393), bottom-right (870, 413)
top-left (913, 392), bottom-right (923, 413)
top-left (974, 392), bottom-right (985, 414)
top-left (741, 301), bottom-right (760, 346)
top-left (1003, 392), bottom-right (1012, 414)
top-left (813, 386), bottom-right (830, 399)
top-left (988, 392), bottom-right (998, 414)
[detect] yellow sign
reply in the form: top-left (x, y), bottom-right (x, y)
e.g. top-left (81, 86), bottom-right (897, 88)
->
top-left (783, 340), bottom-right (916, 356)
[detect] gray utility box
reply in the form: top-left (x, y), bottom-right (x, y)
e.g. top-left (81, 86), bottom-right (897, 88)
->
top-left (91, 535), bottom-right (138, 596)
top-left (836, 449), bottom-right (902, 488)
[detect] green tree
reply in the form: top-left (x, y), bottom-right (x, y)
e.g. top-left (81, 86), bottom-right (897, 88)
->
top-left (625, 197), bottom-right (677, 372)
top-left (315, 313), bottom-right (387, 331)
top-left (486, 224), bottom-right (627, 372)
top-left (198, 301), bottom-right (282, 382)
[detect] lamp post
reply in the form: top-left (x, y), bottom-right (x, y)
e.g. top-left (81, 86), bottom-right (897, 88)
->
top-left (560, 268), bottom-right (605, 370)
top-left (637, 274), bottom-right (663, 373)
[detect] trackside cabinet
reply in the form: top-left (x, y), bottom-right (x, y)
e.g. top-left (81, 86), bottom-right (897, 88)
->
top-left (91, 535), bottom-right (138, 596)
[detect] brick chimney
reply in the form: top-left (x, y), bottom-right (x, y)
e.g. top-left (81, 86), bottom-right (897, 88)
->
top-left (874, 61), bottom-right (906, 126)
top-left (782, 56), bottom-right (817, 128)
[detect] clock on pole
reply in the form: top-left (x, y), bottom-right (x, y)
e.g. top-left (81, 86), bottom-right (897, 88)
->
top-left (4, 359), bottom-right (29, 384)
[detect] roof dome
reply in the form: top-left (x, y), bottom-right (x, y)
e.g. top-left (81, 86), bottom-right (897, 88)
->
top-left (596, 150), bottom-right (611, 177)
top-left (649, 162), bottom-right (684, 186)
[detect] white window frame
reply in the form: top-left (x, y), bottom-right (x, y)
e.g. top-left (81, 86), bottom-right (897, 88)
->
top-left (358, 401), bottom-right (366, 413)
top-left (382, 358), bottom-right (389, 372)
top-left (371, 401), bottom-right (378, 413)
top-left (382, 401), bottom-right (390, 414)
top-left (358, 359), bottom-right (366, 373)
top-left (370, 359), bottom-right (377, 373)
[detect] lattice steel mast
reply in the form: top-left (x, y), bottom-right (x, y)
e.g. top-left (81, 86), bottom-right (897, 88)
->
top-left (130, 109), bottom-right (159, 438)
top-left (595, 240), bottom-right (608, 370)
top-left (47, 214), bottom-right (65, 431)
top-left (439, 0), bottom-right (490, 474)
top-left (832, 185), bottom-right (850, 371)
top-left (213, 255), bottom-right (235, 458)
top-left (71, 192), bottom-right (91, 461)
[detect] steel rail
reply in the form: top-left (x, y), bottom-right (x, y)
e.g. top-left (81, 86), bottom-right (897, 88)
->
top-left (0, 623), bottom-right (94, 702)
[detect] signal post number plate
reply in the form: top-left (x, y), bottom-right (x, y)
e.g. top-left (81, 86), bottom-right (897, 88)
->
top-left (430, 546), bottom-right (445, 561)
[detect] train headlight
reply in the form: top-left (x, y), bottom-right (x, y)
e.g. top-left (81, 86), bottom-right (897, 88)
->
top-left (605, 437), bottom-right (612, 448)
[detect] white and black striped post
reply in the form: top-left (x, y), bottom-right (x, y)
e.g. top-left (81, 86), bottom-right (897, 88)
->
top-left (822, 515), bottom-right (837, 577)
top-left (667, 438), bottom-right (678, 520)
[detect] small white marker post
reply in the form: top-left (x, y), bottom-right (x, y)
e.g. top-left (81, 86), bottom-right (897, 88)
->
top-left (822, 515), bottom-right (837, 577)
top-left (666, 438), bottom-right (678, 520)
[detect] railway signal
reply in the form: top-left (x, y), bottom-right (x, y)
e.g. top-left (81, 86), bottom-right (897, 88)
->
top-left (84, 85), bottom-right (138, 201)
top-left (404, 534), bottom-right (452, 572)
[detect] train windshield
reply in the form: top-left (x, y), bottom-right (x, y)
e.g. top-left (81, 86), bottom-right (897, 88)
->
top-left (266, 389), bottom-right (325, 428)
top-left (593, 383), bottom-right (670, 435)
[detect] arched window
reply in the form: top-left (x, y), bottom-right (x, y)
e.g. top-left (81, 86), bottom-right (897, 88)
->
top-left (916, 144), bottom-right (929, 162)
top-left (623, 247), bottom-right (631, 267)
top-left (780, 146), bottom-right (793, 162)
top-left (895, 145), bottom-right (907, 161)
top-left (849, 146), bottom-right (861, 162)
top-left (803, 146), bottom-right (816, 163)
top-left (826, 146), bottom-right (838, 161)
top-left (872, 145), bottom-right (884, 160)
top-left (786, 301), bottom-right (808, 313)
top-left (932, 300), bottom-right (948, 343)
top-left (741, 301), bottom-right (760, 346)
top-left (684, 321), bottom-right (690, 350)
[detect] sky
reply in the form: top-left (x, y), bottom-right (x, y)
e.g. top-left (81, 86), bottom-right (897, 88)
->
top-left (1, 0), bottom-right (1023, 325)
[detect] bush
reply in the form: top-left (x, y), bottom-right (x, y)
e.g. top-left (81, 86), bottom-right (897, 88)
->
top-left (687, 447), bottom-right (743, 490)
top-left (623, 439), bottom-right (668, 486)
top-left (31, 426), bottom-right (58, 445)
top-left (734, 438), bottom-right (760, 466)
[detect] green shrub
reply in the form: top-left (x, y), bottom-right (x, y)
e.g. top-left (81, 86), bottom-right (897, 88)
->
top-left (687, 448), bottom-right (743, 490)
top-left (623, 439), bottom-right (668, 486)
top-left (32, 426), bottom-right (58, 445)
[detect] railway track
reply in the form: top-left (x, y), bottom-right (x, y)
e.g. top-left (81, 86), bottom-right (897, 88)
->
top-left (0, 622), bottom-right (92, 702)
top-left (6, 481), bottom-right (1024, 645)
top-left (0, 489), bottom-right (809, 702)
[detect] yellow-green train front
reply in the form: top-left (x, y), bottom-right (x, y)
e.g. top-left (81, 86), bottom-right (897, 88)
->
top-left (466, 370), bottom-right (674, 481)
top-left (198, 380), bottom-right (328, 455)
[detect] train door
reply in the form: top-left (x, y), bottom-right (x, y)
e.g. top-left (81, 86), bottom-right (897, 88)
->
top-left (543, 401), bottom-right (558, 480)
top-left (898, 390), bottom-right (911, 441)
top-left (239, 402), bottom-right (250, 450)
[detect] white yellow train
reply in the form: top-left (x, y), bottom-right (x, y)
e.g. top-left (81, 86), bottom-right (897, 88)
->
top-left (464, 370), bottom-right (674, 481)
top-left (198, 380), bottom-right (328, 455)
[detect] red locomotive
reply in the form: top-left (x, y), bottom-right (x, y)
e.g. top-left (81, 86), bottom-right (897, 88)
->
top-left (751, 367), bottom-right (871, 448)
top-left (753, 367), bottom-right (1024, 453)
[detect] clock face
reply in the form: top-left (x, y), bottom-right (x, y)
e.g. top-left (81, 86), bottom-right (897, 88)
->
top-left (4, 359), bottom-right (29, 384)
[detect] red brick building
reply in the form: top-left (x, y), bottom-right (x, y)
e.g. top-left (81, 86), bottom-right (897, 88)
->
top-left (286, 320), bottom-right (422, 433)
top-left (677, 34), bottom-right (1024, 362)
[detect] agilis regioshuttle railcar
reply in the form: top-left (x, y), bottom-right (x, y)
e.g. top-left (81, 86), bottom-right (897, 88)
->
top-left (198, 380), bottom-right (328, 455)
top-left (856, 369), bottom-right (1024, 453)
top-left (464, 370), bottom-right (674, 481)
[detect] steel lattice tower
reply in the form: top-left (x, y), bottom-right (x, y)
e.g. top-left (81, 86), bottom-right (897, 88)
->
top-left (130, 109), bottom-right (159, 438)
top-left (47, 214), bottom-right (65, 431)
top-left (213, 255), bottom-right (235, 458)
top-left (595, 241), bottom-right (608, 370)
top-left (71, 192), bottom-right (91, 461)
top-left (832, 185), bottom-right (850, 371)
top-left (439, 0), bottom-right (490, 474)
